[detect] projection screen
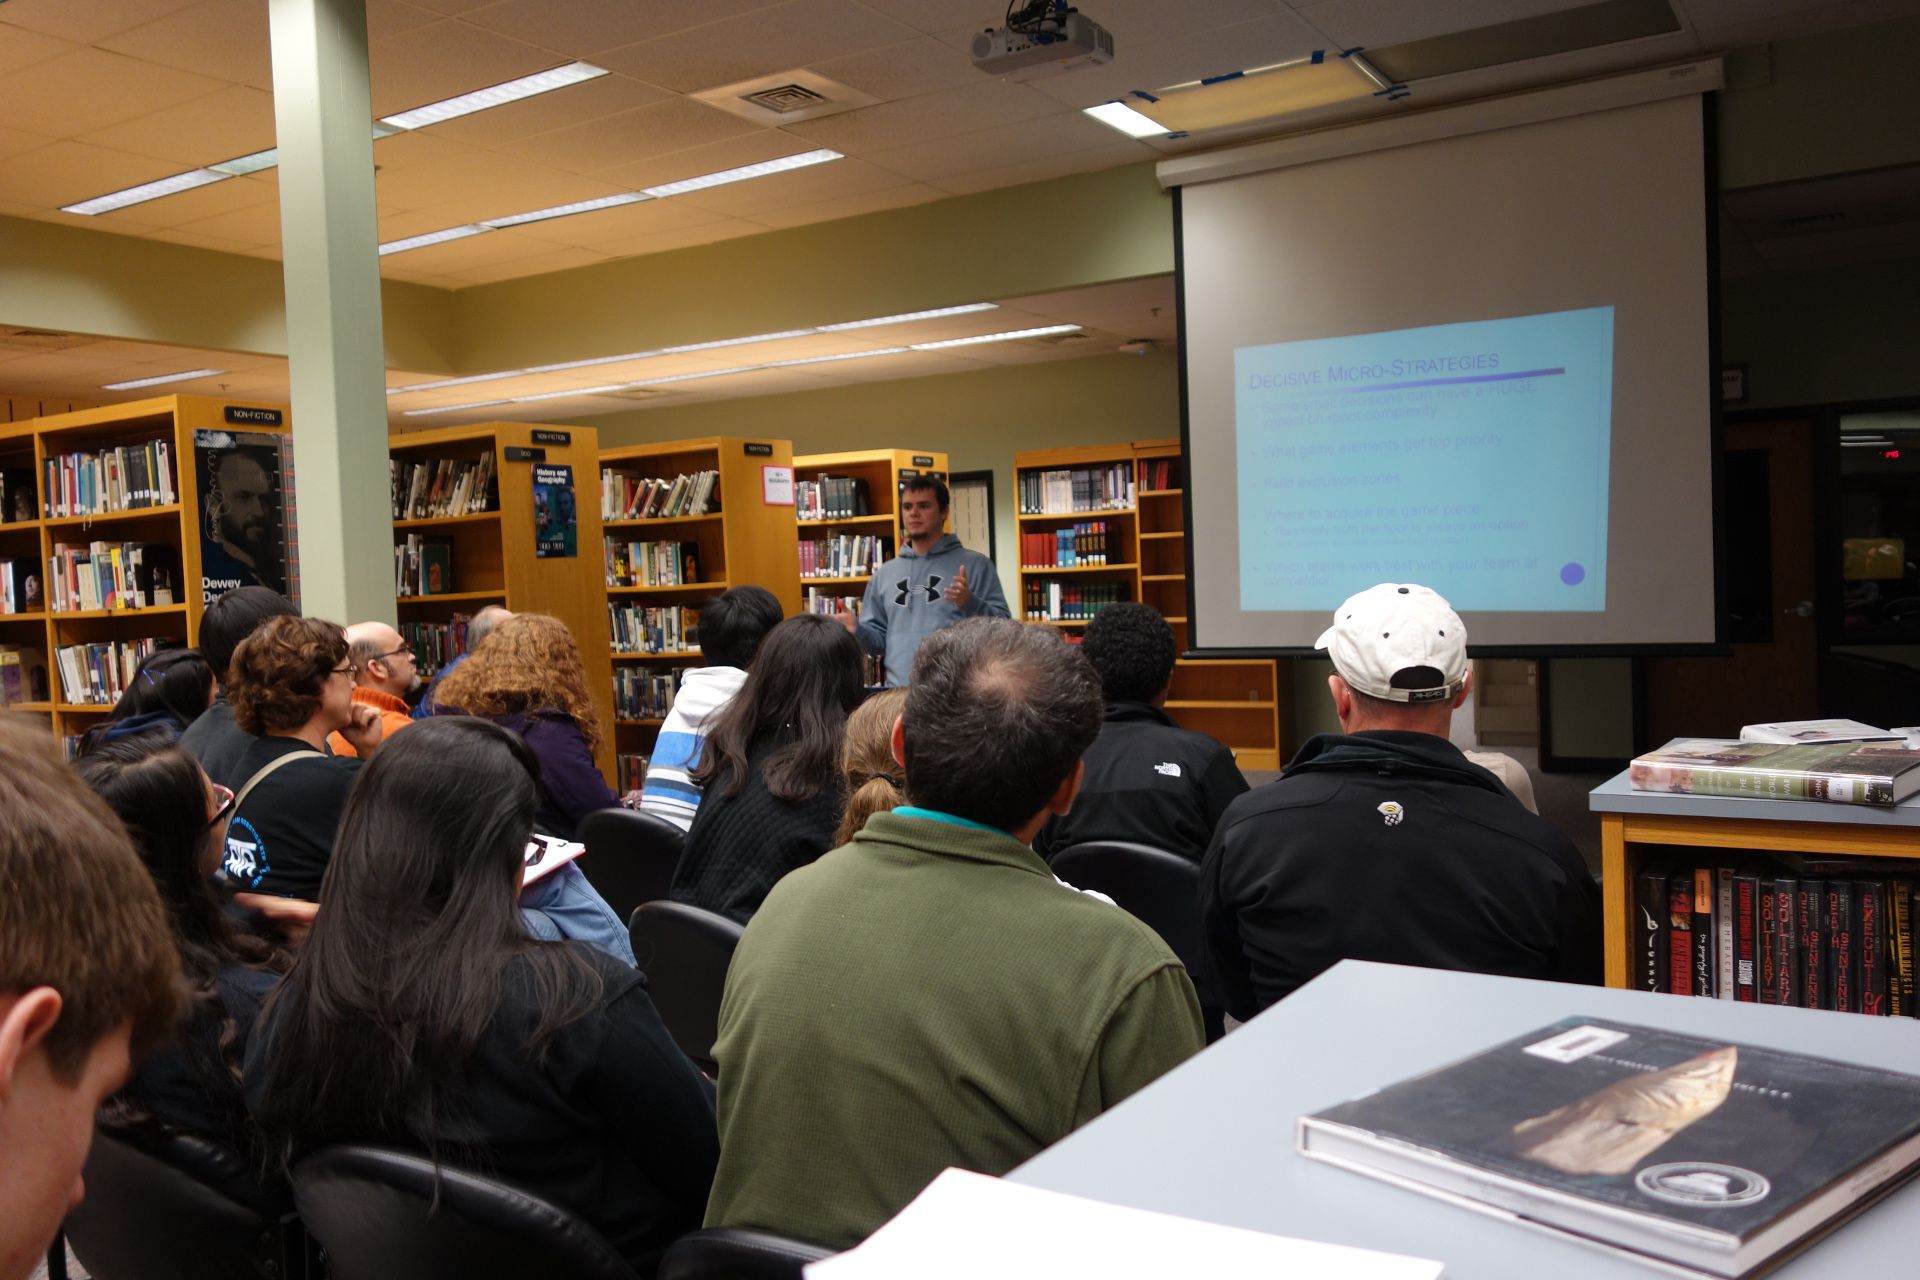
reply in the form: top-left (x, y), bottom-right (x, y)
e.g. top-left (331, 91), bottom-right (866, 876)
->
top-left (1176, 87), bottom-right (1718, 654)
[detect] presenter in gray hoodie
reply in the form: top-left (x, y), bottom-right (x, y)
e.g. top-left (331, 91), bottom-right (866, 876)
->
top-left (837, 475), bottom-right (1009, 685)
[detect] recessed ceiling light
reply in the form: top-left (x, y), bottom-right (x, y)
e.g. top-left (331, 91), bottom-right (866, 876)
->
top-left (379, 62), bottom-right (608, 130)
top-left (207, 148), bottom-right (280, 177)
top-left (910, 325), bottom-right (1083, 349)
top-left (762, 348), bottom-right (909, 367)
top-left (523, 351), bottom-right (662, 375)
top-left (101, 367), bottom-right (226, 390)
top-left (1083, 101), bottom-right (1168, 139)
top-left (400, 399), bottom-right (512, 416)
top-left (818, 304), bottom-right (999, 331)
top-left (659, 330), bottom-right (817, 355)
top-left (641, 149), bottom-right (842, 198)
top-left (379, 225), bottom-right (489, 256)
top-left (481, 192), bottom-right (651, 229)
top-left (627, 366), bottom-right (762, 386)
top-left (510, 384), bottom-right (629, 403)
top-left (63, 170), bottom-right (228, 216)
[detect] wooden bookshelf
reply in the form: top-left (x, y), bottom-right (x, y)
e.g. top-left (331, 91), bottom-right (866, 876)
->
top-left (599, 435), bottom-right (801, 773)
top-left (391, 421), bottom-right (615, 782)
top-left (1014, 439), bottom-right (1286, 773)
top-left (0, 395), bottom-right (290, 754)
top-left (792, 448), bottom-right (949, 618)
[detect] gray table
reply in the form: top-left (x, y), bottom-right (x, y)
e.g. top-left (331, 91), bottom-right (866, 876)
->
top-left (1009, 960), bottom-right (1920, 1277)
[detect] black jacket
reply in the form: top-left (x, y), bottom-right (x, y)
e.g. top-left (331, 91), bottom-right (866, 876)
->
top-left (1199, 730), bottom-right (1601, 1019)
top-left (1034, 702), bottom-right (1248, 863)
top-left (670, 735), bottom-right (844, 924)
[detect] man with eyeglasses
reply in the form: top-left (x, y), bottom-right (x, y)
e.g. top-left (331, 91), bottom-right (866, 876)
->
top-left (327, 621), bottom-right (422, 758)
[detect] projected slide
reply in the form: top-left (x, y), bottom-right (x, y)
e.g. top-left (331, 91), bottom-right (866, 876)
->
top-left (1235, 306), bottom-right (1614, 613)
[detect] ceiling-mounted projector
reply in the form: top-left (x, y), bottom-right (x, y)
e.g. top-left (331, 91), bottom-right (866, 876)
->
top-left (973, 3), bottom-right (1114, 82)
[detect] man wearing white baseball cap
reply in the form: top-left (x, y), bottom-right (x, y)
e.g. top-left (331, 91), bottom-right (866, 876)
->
top-left (1197, 583), bottom-right (1602, 1019)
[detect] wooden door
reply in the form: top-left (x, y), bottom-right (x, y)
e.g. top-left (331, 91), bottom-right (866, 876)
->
top-left (1643, 417), bottom-right (1819, 743)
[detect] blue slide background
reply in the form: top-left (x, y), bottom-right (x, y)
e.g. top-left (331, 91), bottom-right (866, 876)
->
top-left (1235, 306), bottom-right (1614, 613)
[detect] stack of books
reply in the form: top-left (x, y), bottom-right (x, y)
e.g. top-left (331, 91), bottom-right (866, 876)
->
top-left (604, 469), bottom-right (719, 520)
top-left (1021, 521), bottom-right (1114, 568)
top-left (394, 535), bottom-right (455, 597)
top-left (54, 638), bottom-right (160, 706)
top-left (609, 604), bottom-right (699, 655)
top-left (1137, 457), bottom-right (1180, 491)
top-left (796, 476), bottom-right (871, 521)
top-left (42, 440), bottom-right (176, 517)
top-left (606, 539), bottom-right (701, 588)
top-left (391, 453), bottom-right (497, 520)
top-left (1023, 581), bottom-right (1124, 622)
top-left (799, 534), bottom-right (886, 579)
top-left (616, 752), bottom-right (650, 794)
top-left (47, 542), bottom-right (179, 612)
top-left (804, 588), bottom-right (863, 618)
top-left (399, 614), bottom-right (473, 677)
top-left (1630, 731), bottom-right (1920, 807)
top-left (613, 668), bottom-right (681, 721)
top-left (1018, 463), bottom-right (1134, 515)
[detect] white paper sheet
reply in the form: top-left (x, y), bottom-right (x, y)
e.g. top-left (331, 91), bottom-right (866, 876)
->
top-left (805, 1168), bottom-right (1445, 1280)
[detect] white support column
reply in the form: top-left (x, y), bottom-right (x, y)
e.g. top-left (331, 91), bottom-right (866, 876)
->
top-left (267, 0), bottom-right (392, 624)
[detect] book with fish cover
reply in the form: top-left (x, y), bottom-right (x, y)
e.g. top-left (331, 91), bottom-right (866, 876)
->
top-left (1298, 1018), bottom-right (1920, 1278)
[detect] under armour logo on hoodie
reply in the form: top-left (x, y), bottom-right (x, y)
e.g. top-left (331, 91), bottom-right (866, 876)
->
top-left (896, 575), bottom-right (943, 606)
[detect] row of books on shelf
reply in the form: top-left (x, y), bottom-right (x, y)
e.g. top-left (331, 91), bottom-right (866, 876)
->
top-left (47, 542), bottom-right (179, 613)
top-left (616, 752), bottom-right (650, 794)
top-left (394, 535), bottom-right (455, 598)
top-left (1634, 855), bottom-right (1917, 1016)
top-left (0, 472), bottom-right (35, 524)
top-left (399, 614), bottom-right (476, 678)
top-left (391, 453), bottom-right (496, 521)
top-left (1136, 457), bottom-right (1180, 491)
top-left (1018, 464), bottom-right (1134, 515)
top-left (0, 560), bottom-right (42, 613)
top-left (0, 645), bottom-right (49, 704)
top-left (610, 604), bottom-right (699, 655)
top-left (803, 589), bottom-right (861, 617)
top-left (614, 668), bottom-right (682, 721)
top-left (54, 637), bottom-right (160, 707)
top-left (799, 535), bottom-right (885, 580)
top-left (603, 469), bottom-right (720, 521)
top-left (607, 539), bottom-right (702, 588)
top-left (1020, 521), bottom-right (1118, 568)
top-left (1023, 582), bottom-right (1124, 622)
top-left (796, 476), bottom-right (870, 522)
top-left (42, 441), bottom-right (177, 519)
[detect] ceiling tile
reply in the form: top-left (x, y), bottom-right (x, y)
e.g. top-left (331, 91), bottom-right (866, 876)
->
top-left (375, 149), bottom-right (594, 214)
top-left (76, 84), bottom-right (276, 168)
top-left (0, 0), bottom-right (208, 45)
top-left (496, 96), bottom-right (763, 173)
top-left (842, 0), bottom-right (965, 36)
top-left (367, 0), bottom-right (446, 42)
top-left (402, 0), bottom-right (506, 16)
top-left (418, 71), bottom-right (676, 145)
top-left (80, 171), bottom-right (277, 230)
top-left (671, 157), bottom-right (914, 217)
top-left (593, 0), bottom-right (919, 94)
top-left (1295, 0), bottom-right (1595, 50)
top-left (0, 127), bottom-right (56, 161)
top-left (0, 48), bottom-right (230, 139)
top-left (926, 139), bottom-right (1154, 196)
top-left (0, 21), bottom-right (78, 76)
top-left (463, 0), bottom-right (788, 57)
top-left (588, 129), bottom-right (810, 191)
top-left (170, 199), bottom-right (286, 247)
top-left (746, 179), bottom-right (944, 229)
top-left (781, 77), bottom-right (1064, 152)
top-left (483, 197), bottom-right (729, 249)
top-left (369, 18), bottom-right (573, 119)
top-left (863, 109), bottom-right (1141, 182)
top-left (381, 174), bottom-right (636, 231)
top-left (0, 141), bottom-right (180, 210)
top-left (99, 0), bottom-right (271, 85)
top-left (584, 216), bottom-right (767, 260)
top-left (806, 35), bottom-right (986, 102)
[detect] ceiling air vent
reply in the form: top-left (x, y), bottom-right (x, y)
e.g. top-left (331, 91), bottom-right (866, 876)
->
top-left (692, 71), bottom-right (879, 126)
top-left (1023, 331), bottom-right (1091, 348)
top-left (600, 387), bottom-right (666, 402)
top-left (0, 328), bottom-right (95, 351)
top-left (741, 84), bottom-right (829, 115)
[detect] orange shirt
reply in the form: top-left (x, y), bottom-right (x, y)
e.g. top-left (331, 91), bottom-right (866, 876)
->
top-left (326, 686), bottom-right (415, 758)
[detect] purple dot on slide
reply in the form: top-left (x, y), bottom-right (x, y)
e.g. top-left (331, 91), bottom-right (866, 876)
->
top-left (1560, 563), bottom-right (1586, 586)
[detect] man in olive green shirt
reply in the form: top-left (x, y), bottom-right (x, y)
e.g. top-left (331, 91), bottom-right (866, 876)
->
top-left (706, 618), bottom-right (1205, 1249)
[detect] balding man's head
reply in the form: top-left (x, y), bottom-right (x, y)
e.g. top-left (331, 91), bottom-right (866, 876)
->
top-left (467, 606), bottom-right (512, 653)
top-left (344, 621), bottom-right (418, 698)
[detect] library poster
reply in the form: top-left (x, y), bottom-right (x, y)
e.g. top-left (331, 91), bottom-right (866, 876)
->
top-left (194, 430), bottom-right (291, 605)
top-left (533, 464), bottom-right (578, 559)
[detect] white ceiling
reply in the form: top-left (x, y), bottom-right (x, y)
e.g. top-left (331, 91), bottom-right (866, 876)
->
top-left (0, 0), bottom-right (1915, 292)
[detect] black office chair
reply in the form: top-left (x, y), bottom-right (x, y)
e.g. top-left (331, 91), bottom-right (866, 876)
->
top-left (658, 1227), bottom-right (834, 1280)
top-left (575, 808), bottom-right (685, 921)
top-left (628, 900), bottom-right (745, 1074)
top-left (62, 1126), bottom-right (299, 1280)
top-left (1049, 840), bottom-right (1225, 1040)
top-left (292, 1144), bottom-right (639, 1280)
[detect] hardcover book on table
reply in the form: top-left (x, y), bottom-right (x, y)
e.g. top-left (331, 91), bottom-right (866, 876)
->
top-left (1629, 738), bottom-right (1920, 806)
top-left (1739, 719), bottom-right (1902, 745)
top-left (1298, 1017), bottom-right (1920, 1278)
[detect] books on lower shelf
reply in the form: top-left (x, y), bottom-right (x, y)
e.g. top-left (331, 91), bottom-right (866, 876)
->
top-left (1630, 738), bottom-right (1920, 806)
top-left (1021, 521), bottom-right (1114, 568)
top-left (391, 452), bottom-right (496, 520)
top-left (804, 588), bottom-right (863, 616)
top-left (1740, 719), bottom-right (1904, 745)
top-left (1299, 1016), bottom-right (1920, 1279)
top-left (616, 752), bottom-right (650, 794)
top-left (1633, 855), bottom-right (1917, 1016)
top-left (42, 440), bottom-right (176, 518)
top-left (48, 542), bottom-right (179, 612)
top-left (400, 614), bottom-right (474, 677)
top-left (797, 476), bottom-right (869, 521)
top-left (1023, 581), bottom-right (1124, 622)
top-left (54, 638), bottom-right (161, 706)
top-left (614, 668), bottom-right (683, 720)
top-left (603, 469), bottom-right (719, 521)
top-left (610, 604), bottom-right (699, 655)
top-left (1018, 463), bottom-right (1134, 515)
top-left (800, 534), bottom-right (885, 579)
top-left (1, 559), bottom-right (44, 613)
top-left (0, 644), bottom-right (49, 705)
top-left (1137, 456), bottom-right (1180, 491)
top-left (606, 539), bottom-right (700, 588)
top-left (394, 534), bottom-right (455, 597)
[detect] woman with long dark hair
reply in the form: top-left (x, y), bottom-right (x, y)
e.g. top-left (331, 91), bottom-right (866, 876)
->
top-left (83, 646), bottom-right (216, 749)
top-left (74, 733), bottom-right (287, 1153)
top-left (244, 717), bottom-right (717, 1275)
top-left (670, 613), bottom-right (866, 922)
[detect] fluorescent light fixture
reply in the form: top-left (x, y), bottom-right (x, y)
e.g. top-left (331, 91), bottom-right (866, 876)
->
top-left (379, 62), bottom-right (608, 130)
top-left (481, 192), bottom-right (650, 229)
top-left (628, 366), bottom-right (762, 386)
top-left (659, 330), bottom-right (816, 355)
top-left (389, 370), bottom-right (536, 395)
top-left (208, 148), bottom-right (279, 177)
top-left (641, 149), bottom-right (842, 198)
top-left (818, 304), bottom-right (998, 332)
top-left (63, 169), bottom-right (228, 215)
top-left (400, 399), bottom-right (512, 417)
top-left (524, 351), bottom-right (661, 375)
top-left (101, 367), bottom-right (225, 390)
top-left (1084, 101), bottom-right (1168, 139)
top-left (910, 325), bottom-right (1083, 350)
top-left (763, 348), bottom-right (908, 368)
top-left (379, 225), bottom-right (489, 256)
top-left (510, 384), bottom-right (628, 403)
